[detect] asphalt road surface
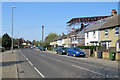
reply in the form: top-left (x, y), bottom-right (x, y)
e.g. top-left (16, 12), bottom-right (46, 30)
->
top-left (16, 49), bottom-right (118, 78)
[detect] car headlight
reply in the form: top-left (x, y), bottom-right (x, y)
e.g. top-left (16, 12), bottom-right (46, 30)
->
top-left (63, 50), bottom-right (65, 52)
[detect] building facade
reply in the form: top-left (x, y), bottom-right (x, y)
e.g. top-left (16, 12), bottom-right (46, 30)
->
top-left (99, 13), bottom-right (120, 51)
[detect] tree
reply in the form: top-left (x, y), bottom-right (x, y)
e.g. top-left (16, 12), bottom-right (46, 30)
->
top-left (32, 40), bottom-right (41, 46)
top-left (2, 33), bottom-right (11, 49)
top-left (44, 33), bottom-right (58, 46)
top-left (19, 38), bottom-right (24, 45)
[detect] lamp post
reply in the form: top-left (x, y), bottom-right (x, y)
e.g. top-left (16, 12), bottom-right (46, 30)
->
top-left (18, 31), bottom-right (19, 49)
top-left (12, 6), bottom-right (15, 53)
top-left (42, 26), bottom-right (44, 51)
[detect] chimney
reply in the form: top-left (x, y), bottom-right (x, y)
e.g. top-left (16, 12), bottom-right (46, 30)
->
top-left (81, 23), bottom-right (84, 30)
top-left (111, 9), bottom-right (117, 16)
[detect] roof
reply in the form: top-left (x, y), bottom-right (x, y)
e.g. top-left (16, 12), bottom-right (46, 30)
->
top-left (57, 35), bottom-right (66, 40)
top-left (68, 28), bottom-right (81, 37)
top-left (50, 37), bottom-right (59, 42)
top-left (77, 24), bottom-right (92, 38)
top-left (85, 17), bottom-right (110, 32)
top-left (50, 35), bottom-right (67, 42)
top-left (99, 14), bottom-right (120, 29)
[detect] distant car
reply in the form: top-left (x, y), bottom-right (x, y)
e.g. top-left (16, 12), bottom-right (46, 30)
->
top-left (39, 46), bottom-right (46, 51)
top-left (24, 46), bottom-right (28, 48)
top-left (36, 46), bottom-right (39, 49)
top-left (67, 47), bottom-right (85, 57)
top-left (56, 47), bottom-right (67, 55)
top-left (0, 46), bottom-right (5, 52)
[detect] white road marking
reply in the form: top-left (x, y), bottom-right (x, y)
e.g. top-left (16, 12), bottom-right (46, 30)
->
top-left (19, 50), bottom-right (45, 78)
top-left (34, 67), bottom-right (45, 78)
top-left (28, 61), bottom-right (33, 66)
top-left (25, 58), bottom-right (28, 60)
top-left (72, 64), bottom-right (105, 77)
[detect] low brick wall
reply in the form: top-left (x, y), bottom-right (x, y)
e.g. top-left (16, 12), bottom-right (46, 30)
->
top-left (94, 51), bottom-right (120, 60)
top-left (81, 49), bottom-right (91, 57)
top-left (102, 52), bottom-right (109, 59)
top-left (116, 53), bottom-right (120, 60)
top-left (94, 51), bottom-right (97, 58)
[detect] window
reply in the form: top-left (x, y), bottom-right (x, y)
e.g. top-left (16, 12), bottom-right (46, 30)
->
top-left (75, 37), bottom-right (77, 40)
top-left (105, 29), bottom-right (108, 37)
top-left (115, 27), bottom-right (119, 35)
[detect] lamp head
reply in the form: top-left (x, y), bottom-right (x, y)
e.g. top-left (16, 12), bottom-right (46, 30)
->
top-left (12, 6), bottom-right (16, 8)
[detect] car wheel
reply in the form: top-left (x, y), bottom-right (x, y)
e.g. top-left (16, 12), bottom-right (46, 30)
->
top-left (67, 53), bottom-right (69, 56)
top-left (83, 54), bottom-right (85, 57)
top-left (73, 53), bottom-right (76, 57)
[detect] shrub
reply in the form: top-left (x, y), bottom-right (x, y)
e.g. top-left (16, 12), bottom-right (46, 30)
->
top-left (76, 46), bottom-right (100, 50)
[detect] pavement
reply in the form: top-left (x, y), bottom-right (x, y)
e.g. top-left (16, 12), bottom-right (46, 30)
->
top-left (1, 50), bottom-right (18, 79)
top-left (1, 49), bottom-right (119, 79)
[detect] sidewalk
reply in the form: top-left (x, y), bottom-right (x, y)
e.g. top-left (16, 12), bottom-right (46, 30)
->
top-left (47, 50), bottom-right (56, 54)
top-left (1, 50), bottom-right (18, 79)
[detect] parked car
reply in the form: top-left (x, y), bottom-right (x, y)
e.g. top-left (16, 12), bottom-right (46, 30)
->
top-left (67, 47), bottom-right (85, 57)
top-left (0, 46), bottom-right (5, 52)
top-left (39, 46), bottom-right (46, 51)
top-left (56, 47), bottom-right (67, 55)
top-left (36, 46), bottom-right (39, 49)
top-left (56, 47), bottom-right (63, 54)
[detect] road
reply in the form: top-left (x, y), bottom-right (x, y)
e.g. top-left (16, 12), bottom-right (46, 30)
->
top-left (16, 49), bottom-right (118, 78)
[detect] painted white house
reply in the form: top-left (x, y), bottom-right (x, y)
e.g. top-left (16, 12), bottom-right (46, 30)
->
top-left (57, 39), bottom-right (62, 46)
top-left (85, 30), bottom-right (100, 46)
top-left (85, 18), bottom-right (110, 46)
top-left (57, 36), bottom-right (66, 47)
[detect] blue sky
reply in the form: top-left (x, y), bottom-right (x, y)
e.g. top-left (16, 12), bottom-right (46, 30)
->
top-left (2, 2), bottom-right (118, 41)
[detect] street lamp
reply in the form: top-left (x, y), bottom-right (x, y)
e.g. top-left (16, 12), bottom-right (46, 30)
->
top-left (12, 6), bottom-right (15, 53)
top-left (42, 26), bottom-right (44, 51)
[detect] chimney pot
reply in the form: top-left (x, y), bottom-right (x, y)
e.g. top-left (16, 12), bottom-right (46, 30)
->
top-left (111, 9), bottom-right (117, 16)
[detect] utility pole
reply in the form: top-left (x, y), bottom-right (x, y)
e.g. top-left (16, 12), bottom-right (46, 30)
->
top-left (42, 26), bottom-right (44, 51)
top-left (11, 6), bottom-right (15, 53)
top-left (18, 31), bottom-right (19, 49)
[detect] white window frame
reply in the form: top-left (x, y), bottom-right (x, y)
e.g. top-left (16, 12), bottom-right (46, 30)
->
top-left (115, 27), bottom-right (119, 35)
top-left (105, 29), bottom-right (108, 37)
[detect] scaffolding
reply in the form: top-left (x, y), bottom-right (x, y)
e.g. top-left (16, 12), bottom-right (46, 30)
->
top-left (67, 16), bottom-right (110, 47)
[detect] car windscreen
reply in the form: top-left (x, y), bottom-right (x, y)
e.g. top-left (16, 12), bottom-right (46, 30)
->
top-left (74, 48), bottom-right (81, 51)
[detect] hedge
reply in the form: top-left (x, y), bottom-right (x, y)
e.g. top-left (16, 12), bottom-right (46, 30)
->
top-left (76, 46), bottom-right (100, 50)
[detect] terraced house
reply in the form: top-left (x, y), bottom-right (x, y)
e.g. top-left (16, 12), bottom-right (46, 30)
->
top-left (85, 18), bottom-right (110, 46)
top-left (50, 37), bottom-right (58, 48)
top-left (99, 12), bottom-right (120, 52)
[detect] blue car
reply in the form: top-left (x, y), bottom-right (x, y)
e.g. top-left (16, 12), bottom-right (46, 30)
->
top-left (67, 47), bottom-right (85, 57)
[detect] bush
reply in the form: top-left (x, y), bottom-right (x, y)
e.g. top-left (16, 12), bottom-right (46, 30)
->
top-left (48, 47), bottom-right (56, 51)
top-left (76, 46), bottom-right (100, 50)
